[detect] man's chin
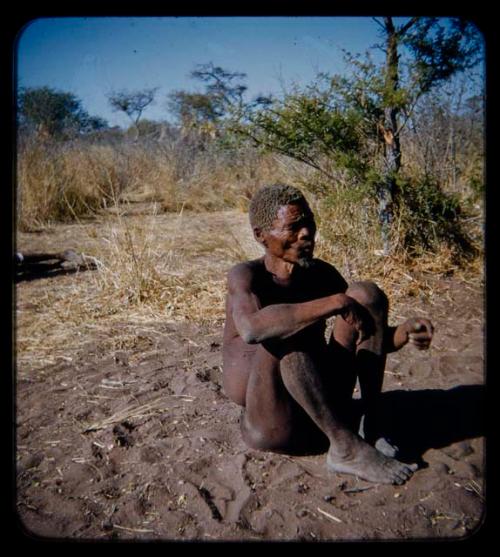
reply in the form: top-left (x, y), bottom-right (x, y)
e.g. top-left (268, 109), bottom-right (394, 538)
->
top-left (296, 256), bottom-right (314, 269)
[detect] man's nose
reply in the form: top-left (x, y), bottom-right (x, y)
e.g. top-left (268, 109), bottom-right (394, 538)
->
top-left (298, 226), bottom-right (315, 240)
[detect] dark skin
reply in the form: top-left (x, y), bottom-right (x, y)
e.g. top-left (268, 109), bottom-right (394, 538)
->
top-left (222, 202), bottom-right (434, 485)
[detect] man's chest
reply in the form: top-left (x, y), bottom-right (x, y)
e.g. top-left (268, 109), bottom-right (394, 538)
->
top-left (254, 274), bottom-right (333, 307)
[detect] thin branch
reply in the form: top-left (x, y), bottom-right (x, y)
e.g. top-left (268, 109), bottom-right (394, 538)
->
top-left (397, 16), bottom-right (419, 38)
top-left (372, 17), bottom-right (387, 32)
top-left (395, 91), bottom-right (424, 138)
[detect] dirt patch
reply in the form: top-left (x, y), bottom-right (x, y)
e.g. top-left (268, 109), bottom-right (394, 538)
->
top-left (15, 210), bottom-right (485, 541)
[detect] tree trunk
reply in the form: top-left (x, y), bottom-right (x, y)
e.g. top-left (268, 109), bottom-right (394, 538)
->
top-left (378, 17), bottom-right (402, 255)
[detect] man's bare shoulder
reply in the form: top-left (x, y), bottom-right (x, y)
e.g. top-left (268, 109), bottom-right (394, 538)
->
top-left (227, 258), bottom-right (264, 288)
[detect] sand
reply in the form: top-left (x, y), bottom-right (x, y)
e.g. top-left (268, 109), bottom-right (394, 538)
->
top-left (14, 211), bottom-right (485, 542)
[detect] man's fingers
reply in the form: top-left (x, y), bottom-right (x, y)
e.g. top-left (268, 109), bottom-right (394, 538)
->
top-left (409, 332), bottom-right (431, 341)
top-left (413, 320), bottom-right (434, 335)
top-left (409, 334), bottom-right (431, 349)
top-left (409, 336), bottom-right (430, 344)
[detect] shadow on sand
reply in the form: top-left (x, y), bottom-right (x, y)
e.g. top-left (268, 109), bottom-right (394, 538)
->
top-left (15, 265), bottom-right (89, 283)
top-left (14, 251), bottom-right (97, 283)
top-left (372, 384), bottom-right (485, 463)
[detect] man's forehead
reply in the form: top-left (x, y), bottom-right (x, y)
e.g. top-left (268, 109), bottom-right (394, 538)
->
top-left (276, 203), bottom-right (314, 220)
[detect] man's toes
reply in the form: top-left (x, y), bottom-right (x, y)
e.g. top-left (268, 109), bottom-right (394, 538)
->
top-left (394, 464), bottom-right (418, 483)
top-left (398, 470), bottom-right (412, 482)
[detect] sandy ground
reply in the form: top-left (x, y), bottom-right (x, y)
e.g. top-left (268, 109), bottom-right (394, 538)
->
top-left (14, 209), bottom-right (486, 542)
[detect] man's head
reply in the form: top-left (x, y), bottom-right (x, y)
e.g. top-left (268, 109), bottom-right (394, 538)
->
top-left (249, 183), bottom-right (309, 232)
top-left (249, 184), bottom-right (316, 268)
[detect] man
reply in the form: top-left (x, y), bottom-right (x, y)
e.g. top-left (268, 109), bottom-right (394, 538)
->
top-left (222, 184), bottom-right (434, 485)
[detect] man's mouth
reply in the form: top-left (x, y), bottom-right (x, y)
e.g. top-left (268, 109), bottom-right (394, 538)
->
top-left (298, 244), bottom-right (314, 256)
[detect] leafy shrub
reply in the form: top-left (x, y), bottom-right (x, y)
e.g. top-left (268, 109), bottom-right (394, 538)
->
top-left (394, 175), bottom-right (477, 259)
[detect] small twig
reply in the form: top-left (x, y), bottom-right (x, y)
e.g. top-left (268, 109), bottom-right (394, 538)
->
top-left (465, 481), bottom-right (484, 501)
top-left (83, 398), bottom-right (169, 432)
top-left (343, 486), bottom-right (375, 494)
top-left (316, 507), bottom-right (343, 523)
top-left (112, 524), bottom-right (156, 534)
top-left (281, 456), bottom-right (324, 479)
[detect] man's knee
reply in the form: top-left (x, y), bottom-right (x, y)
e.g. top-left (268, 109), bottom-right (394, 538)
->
top-left (346, 281), bottom-right (388, 311)
top-left (240, 410), bottom-right (293, 452)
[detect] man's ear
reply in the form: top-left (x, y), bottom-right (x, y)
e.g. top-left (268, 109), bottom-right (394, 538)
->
top-left (253, 227), bottom-right (267, 246)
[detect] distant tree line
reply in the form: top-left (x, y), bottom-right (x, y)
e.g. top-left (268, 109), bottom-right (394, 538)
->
top-left (18, 86), bottom-right (108, 138)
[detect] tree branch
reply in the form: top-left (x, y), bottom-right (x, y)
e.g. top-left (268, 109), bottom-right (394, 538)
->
top-left (372, 17), bottom-right (387, 32)
top-left (396, 16), bottom-right (419, 37)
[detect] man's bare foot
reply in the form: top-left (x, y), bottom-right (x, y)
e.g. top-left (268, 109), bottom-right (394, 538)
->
top-left (358, 414), bottom-right (399, 457)
top-left (326, 441), bottom-right (418, 485)
top-left (374, 437), bottom-right (399, 458)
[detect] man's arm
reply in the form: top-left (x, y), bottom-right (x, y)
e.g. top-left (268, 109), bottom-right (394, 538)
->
top-left (228, 263), bottom-right (368, 344)
top-left (384, 318), bottom-right (434, 353)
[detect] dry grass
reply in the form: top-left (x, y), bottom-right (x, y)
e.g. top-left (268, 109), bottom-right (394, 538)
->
top-left (16, 137), bottom-right (292, 229)
top-left (16, 134), bottom-right (484, 374)
top-left (15, 207), bottom-right (255, 372)
top-left (313, 188), bottom-right (484, 323)
top-left (16, 198), bottom-right (483, 376)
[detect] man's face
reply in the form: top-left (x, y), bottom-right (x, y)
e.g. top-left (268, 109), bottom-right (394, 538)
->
top-left (257, 202), bottom-right (316, 267)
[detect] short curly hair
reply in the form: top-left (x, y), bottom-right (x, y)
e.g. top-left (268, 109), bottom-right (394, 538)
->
top-left (249, 183), bottom-right (310, 231)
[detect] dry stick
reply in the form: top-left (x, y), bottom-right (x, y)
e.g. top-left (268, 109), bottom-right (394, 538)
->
top-left (316, 507), bottom-right (343, 523)
top-left (112, 525), bottom-right (156, 534)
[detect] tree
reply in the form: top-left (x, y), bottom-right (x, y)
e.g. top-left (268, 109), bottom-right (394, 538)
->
top-left (167, 90), bottom-right (222, 129)
top-left (372, 16), bottom-right (482, 253)
top-left (244, 17), bottom-right (482, 254)
top-left (401, 76), bottom-right (484, 195)
top-left (18, 86), bottom-right (107, 138)
top-left (239, 90), bottom-right (369, 181)
top-left (166, 63), bottom-right (247, 133)
top-left (190, 63), bottom-right (247, 112)
top-left (107, 87), bottom-right (158, 127)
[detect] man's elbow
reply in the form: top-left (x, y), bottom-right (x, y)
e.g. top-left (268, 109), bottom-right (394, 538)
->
top-left (238, 318), bottom-right (261, 344)
top-left (240, 328), bottom-right (259, 344)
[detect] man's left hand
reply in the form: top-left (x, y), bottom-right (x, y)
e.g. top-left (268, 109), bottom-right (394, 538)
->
top-left (404, 318), bottom-right (434, 350)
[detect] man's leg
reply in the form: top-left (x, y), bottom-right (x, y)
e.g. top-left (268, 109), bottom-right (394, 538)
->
top-left (332, 281), bottom-right (397, 456)
top-left (240, 340), bottom-right (416, 484)
top-left (239, 344), bottom-right (297, 451)
top-left (278, 349), bottom-right (416, 484)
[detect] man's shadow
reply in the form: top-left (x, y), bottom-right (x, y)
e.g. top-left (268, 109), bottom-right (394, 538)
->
top-left (366, 384), bottom-right (485, 463)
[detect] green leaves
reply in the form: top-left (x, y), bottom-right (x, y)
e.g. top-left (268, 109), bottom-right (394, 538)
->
top-left (395, 175), bottom-right (474, 255)
top-left (245, 89), bottom-right (368, 179)
top-left (18, 86), bottom-right (106, 138)
top-left (401, 18), bottom-right (483, 94)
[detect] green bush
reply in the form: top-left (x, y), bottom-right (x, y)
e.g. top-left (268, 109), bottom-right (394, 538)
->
top-left (394, 175), bottom-right (476, 258)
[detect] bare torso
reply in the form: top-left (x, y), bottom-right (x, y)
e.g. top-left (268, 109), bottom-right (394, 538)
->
top-left (222, 257), bottom-right (348, 405)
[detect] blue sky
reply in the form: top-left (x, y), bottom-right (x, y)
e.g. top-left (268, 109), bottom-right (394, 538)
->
top-left (15, 17), bottom-right (483, 128)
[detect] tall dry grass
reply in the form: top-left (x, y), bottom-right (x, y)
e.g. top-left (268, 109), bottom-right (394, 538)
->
top-left (16, 132), bottom-right (484, 373)
top-left (16, 131), bottom-right (484, 334)
top-left (17, 135), bottom-right (298, 230)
